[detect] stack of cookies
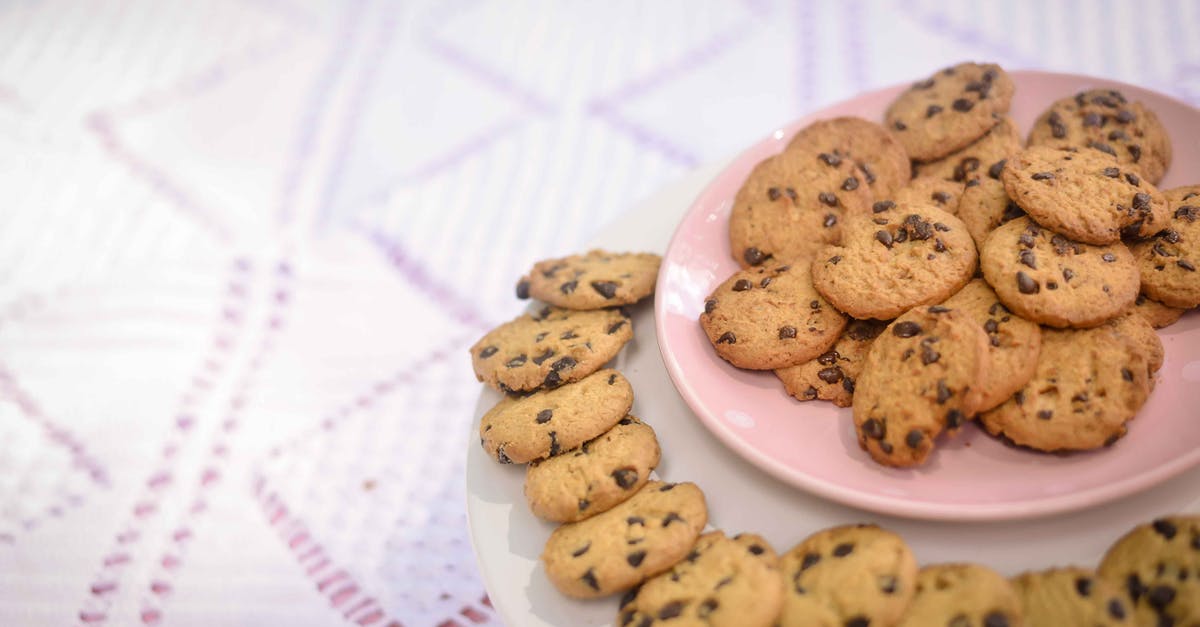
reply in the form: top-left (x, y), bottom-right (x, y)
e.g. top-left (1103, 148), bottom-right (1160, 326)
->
top-left (706, 61), bottom-right (1196, 469)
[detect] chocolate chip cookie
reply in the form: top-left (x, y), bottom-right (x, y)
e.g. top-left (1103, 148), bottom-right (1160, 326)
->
top-left (786, 116), bottom-right (912, 198)
top-left (852, 306), bottom-right (989, 467)
top-left (541, 481), bottom-right (708, 598)
top-left (470, 305), bottom-right (632, 392)
top-left (517, 250), bottom-right (661, 309)
top-left (775, 319), bottom-right (888, 407)
top-left (524, 415), bottom-right (660, 522)
top-left (779, 524), bottom-right (918, 627)
top-left (617, 532), bottom-right (783, 627)
top-left (1002, 146), bottom-right (1170, 244)
top-left (978, 322), bottom-right (1152, 452)
top-left (1027, 88), bottom-right (1172, 184)
top-left (1132, 185), bottom-right (1200, 308)
top-left (979, 217), bottom-right (1139, 328)
top-left (913, 116), bottom-right (1022, 183)
top-left (891, 176), bottom-right (966, 215)
top-left (729, 145), bottom-right (873, 268)
top-left (897, 563), bottom-right (1023, 627)
top-left (700, 260), bottom-right (847, 370)
top-left (885, 62), bottom-right (1015, 161)
top-left (1012, 567), bottom-right (1134, 627)
top-left (479, 368), bottom-right (633, 464)
top-left (957, 175), bottom-right (1026, 249)
top-left (811, 200), bottom-right (978, 320)
top-left (1133, 293), bottom-right (1186, 329)
top-left (942, 279), bottom-right (1042, 412)
top-left (1099, 516), bottom-right (1200, 627)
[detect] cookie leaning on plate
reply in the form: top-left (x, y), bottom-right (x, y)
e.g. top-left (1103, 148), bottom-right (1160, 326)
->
top-left (1027, 88), bottom-right (1172, 184)
top-left (470, 305), bottom-right (632, 392)
top-left (617, 532), bottom-right (784, 627)
top-left (778, 524), bottom-right (918, 627)
top-left (516, 249), bottom-right (661, 309)
top-left (852, 306), bottom-right (989, 468)
top-left (1099, 516), bottom-right (1200, 627)
top-left (700, 260), bottom-right (847, 370)
top-left (541, 481), bottom-right (708, 598)
top-left (776, 318), bottom-right (888, 407)
top-left (885, 62), bottom-right (1015, 162)
top-left (1131, 185), bottom-right (1200, 309)
top-left (957, 175), bottom-right (1026, 249)
top-left (524, 415), bottom-right (660, 523)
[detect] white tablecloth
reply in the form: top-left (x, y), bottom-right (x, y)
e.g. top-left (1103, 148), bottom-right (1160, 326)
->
top-left (1, 1), bottom-right (1197, 625)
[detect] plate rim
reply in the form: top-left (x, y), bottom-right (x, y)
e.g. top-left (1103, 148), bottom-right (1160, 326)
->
top-left (654, 69), bottom-right (1200, 521)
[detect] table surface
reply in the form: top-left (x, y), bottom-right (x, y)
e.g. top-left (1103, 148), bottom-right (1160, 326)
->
top-left (1, 2), bottom-right (1198, 626)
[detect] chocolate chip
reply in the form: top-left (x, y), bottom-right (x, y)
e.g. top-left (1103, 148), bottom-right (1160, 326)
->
top-left (946, 409), bottom-right (964, 429)
top-left (928, 305), bottom-right (950, 313)
top-left (905, 430), bottom-right (924, 449)
top-left (818, 192), bottom-right (838, 207)
top-left (592, 281), bottom-right (619, 299)
top-left (893, 120), bottom-right (907, 131)
top-left (619, 588), bottom-right (638, 609)
top-left (932, 191), bottom-right (952, 204)
top-left (496, 445), bottom-right (512, 464)
top-left (952, 98), bottom-right (974, 112)
top-left (1019, 249), bottom-right (1037, 269)
top-left (1089, 141), bottom-right (1117, 157)
top-left (926, 104), bottom-right (943, 118)
top-left (1016, 271), bottom-right (1039, 294)
top-left (1109, 129), bottom-right (1129, 142)
top-left (1075, 577), bottom-right (1092, 597)
top-left (732, 279), bottom-right (752, 292)
top-left (697, 598), bottom-right (719, 617)
top-left (1037, 409), bottom-right (1052, 420)
top-left (1062, 268), bottom-right (1075, 282)
top-left (1116, 109), bottom-right (1135, 123)
top-left (878, 441), bottom-right (893, 454)
top-left (626, 551), bottom-right (646, 567)
top-left (547, 431), bottom-right (560, 456)
top-left (983, 612), bottom-right (1009, 627)
top-left (873, 200), bottom-right (895, 213)
top-left (506, 354), bottom-right (528, 368)
top-left (893, 321), bottom-right (921, 337)
top-left (937, 380), bottom-right (952, 404)
top-left (818, 367), bottom-right (843, 384)
top-left (536, 409), bottom-right (553, 424)
top-left (515, 279), bottom-right (530, 299)
top-left (952, 157), bottom-right (981, 182)
top-left (659, 483), bottom-right (676, 491)
top-left (1102, 167), bottom-right (1120, 177)
top-left (662, 512), bottom-right (684, 527)
top-left (772, 325), bottom-right (797, 341)
top-left (1102, 253), bottom-right (1116, 263)
top-left (1031, 171), bottom-right (1055, 181)
top-left (1179, 259), bottom-right (1196, 271)
top-left (716, 331), bottom-right (736, 345)
top-left (842, 176), bottom-right (860, 192)
top-left (704, 299), bottom-right (717, 315)
top-left (572, 542), bottom-right (590, 557)
top-left (627, 516), bottom-right (644, 526)
top-left (1107, 599), bottom-right (1125, 620)
top-left (1019, 232), bottom-right (1035, 248)
top-left (819, 152), bottom-right (842, 166)
top-left (479, 346), bottom-right (498, 359)
top-left (1083, 112), bottom-right (1103, 127)
top-left (875, 230), bottom-right (894, 248)
top-left (1128, 144), bottom-right (1142, 162)
top-left (532, 349), bottom-right (556, 366)
top-left (612, 468), bottom-right (638, 489)
top-left (551, 356), bottom-right (576, 371)
top-left (862, 418), bottom-right (885, 440)
top-left (800, 553), bottom-right (821, 570)
top-left (824, 213), bottom-right (838, 228)
top-left (846, 618), bottom-right (869, 627)
top-left (1147, 585), bottom-right (1176, 609)
top-left (744, 247), bottom-right (766, 266)
top-left (559, 280), bottom-right (578, 294)
top-left (767, 187), bottom-right (781, 201)
top-left (581, 569), bottom-right (599, 591)
top-left (828, 255), bottom-right (842, 265)
top-left (802, 386), bottom-right (818, 400)
top-left (1049, 112), bottom-right (1067, 138)
top-left (984, 159), bottom-right (1007, 179)
top-left (1121, 367), bottom-right (1135, 381)
top-left (920, 344), bottom-right (940, 365)
top-left (657, 601), bottom-right (684, 620)
top-left (1152, 518), bottom-right (1178, 539)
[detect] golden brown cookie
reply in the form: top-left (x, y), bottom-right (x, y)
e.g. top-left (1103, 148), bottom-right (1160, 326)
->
top-left (541, 481), bottom-right (708, 598)
top-left (979, 217), bottom-right (1139, 328)
top-left (897, 563), bottom-right (1023, 627)
top-left (775, 319), bottom-right (888, 407)
top-left (617, 532), bottom-right (784, 627)
top-left (957, 175), bottom-right (1026, 249)
top-left (1012, 567), bottom-right (1134, 627)
top-left (729, 146), bottom-right (874, 268)
top-left (779, 524), bottom-right (918, 627)
top-left (885, 62), bottom-right (1015, 162)
top-left (524, 415), bottom-right (660, 522)
top-left (1027, 88), bottom-right (1172, 184)
top-left (1099, 516), bottom-right (1200, 627)
top-left (978, 322), bottom-right (1152, 452)
top-left (913, 116), bottom-right (1022, 183)
top-left (853, 306), bottom-right (989, 468)
top-left (517, 250), bottom-right (661, 309)
top-left (786, 116), bottom-right (911, 198)
top-left (1132, 185), bottom-right (1200, 308)
top-left (942, 279), bottom-right (1042, 412)
top-left (470, 305), bottom-right (633, 392)
top-left (479, 368), bottom-right (633, 464)
top-left (891, 176), bottom-right (966, 215)
top-left (1133, 293), bottom-right (1186, 329)
top-left (700, 261), bottom-right (847, 370)
top-left (812, 200), bottom-right (977, 320)
top-left (1002, 146), bottom-right (1170, 245)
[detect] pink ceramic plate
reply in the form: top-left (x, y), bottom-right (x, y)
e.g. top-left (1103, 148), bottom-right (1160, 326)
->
top-left (656, 71), bottom-right (1200, 521)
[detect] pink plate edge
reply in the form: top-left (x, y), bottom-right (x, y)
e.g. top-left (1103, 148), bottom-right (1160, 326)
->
top-left (654, 69), bottom-right (1200, 522)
